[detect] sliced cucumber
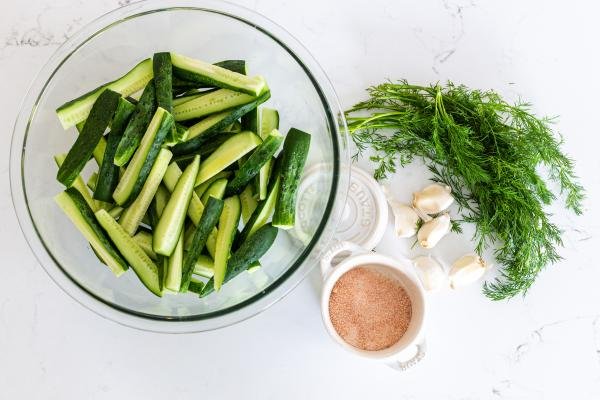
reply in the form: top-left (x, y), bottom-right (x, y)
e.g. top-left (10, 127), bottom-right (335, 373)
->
top-left (112, 107), bottom-right (173, 206)
top-left (240, 185), bottom-right (257, 224)
top-left (54, 153), bottom-right (97, 212)
top-left (194, 171), bottom-right (231, 198)
top-left (180, 197), bottom-right (223, 291)
top-left (171, 91), bottom-right (270, 155)
top-left (164, 123), bottom-right (189, 146)
top-left (241, 105), bottom-right (259, 134)
top-left (119, 148), bottom-right (172, 235)
top-left (200, 178), bottom-right (228, 204)
top-left (133, 230), bottom-right (158, 260)
top-left (273, 128), bottom-right (311, 229)
top-left (153, 156), bottom-right (200, 256)
top-left (153, 185), bottom-right (170, 218)
top-left (213, 196), bottom-right (241, 290)
top-left (153, 52), bottom-right (173, 113)
top-left (238, 159), bottom-right (281, 243)
top-left (201, 224), bottom-right (277, 297)
top-left (55, 189), bottom-right (128, 276)
top-left (56, 59), bottom-right (153, 129)
top-left (94, 97), bottom-right (136, 202)
top-left (225, 129), bottom-right (283, 196)
top-left (206, 228), bottom-right (217, 259)
top-left (75, 121), bottom-right (107, 167)
top-left (170, 53), bottom-right (266, 96)
top-left (187, 279), bottom-right (205, 295)
top-left (193, 255), bottom-right (215, 278)
top-left (195, 131), bottom-right (261, 186)
top-left (108, 206), bottom-right (124, 219)
top-left (257, 107), bottom-right (280, 199)
top-left (164, 231), bottom-right (184, 292)
top-left (162, 162), bottom-right (204, 225)
top-left (173, 89), bottom-right (256, 122)
top-left (114, 81), bottom-right (157, 166)
top-left (228, 121), bottom-right (243, 133)
top-left (95, 209), bottom-right (162, 296)
top-left (57, 89), bottom-right (121, 187)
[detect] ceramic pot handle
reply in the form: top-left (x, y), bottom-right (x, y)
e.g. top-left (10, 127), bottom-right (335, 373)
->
top-left (387, 339), bottom-right (427, 371)
top-left (319, 241), bottom-right (365, 277)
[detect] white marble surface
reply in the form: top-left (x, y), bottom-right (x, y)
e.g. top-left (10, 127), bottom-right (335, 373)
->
top-left (2, 0), bottom-right (600, 398)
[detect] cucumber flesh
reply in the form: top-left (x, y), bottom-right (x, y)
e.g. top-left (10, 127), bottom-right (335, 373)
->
top-left (195, 131), bottom-right (261, 186)
top-left (200, 178), bottom-right (228, 205)
top-left (238, 160), bottom-right (281, 243)
top-left (201, 224), bottom-right (278, 297)
top-left (180, 197), bottom-right (223, 291)
top-left (108, 206), bottom-right (124, 219)
top-left (95, 209), bottom-right (162, 296)
top-left (53, 154), bottom-right (97, 212)
top-left (213, 196), bottom-right (241, 290)
top-left (114, 81), bottom-right (157, 167)
top-left (239, 185), bottom-right (257, 224)
top-left (94, 97), bottom-right (136, 202)
top-left (206, 228), bottom-right (217, 259)
top-left (119, 148), bottom-right (172, 235)
top-left (164, 231), bottom-right (184, 292)
top-left (173, 89), bottom-right (257, 122)
top-left (171, 91), bottom-right (270, 156)
top-left (194, 171), bottom-right (231, 197)
top-left (55, 189), bottom-right (128, 276)
top-left (170, 53), bottom-right (266, 97)
top-left (225, 129), bottom-right (283, 196)
top-left (112, 107), bottom-right (173, 206)
top-left (273, 128), bottom-right (311, 229)
top-left (193, 255), bottom-right (215, 278)
top-left (153, 156), bottom-right (200, 256)
top-left (56, 59), bottom-right (153, 129)
top-left (162, 162), bottom-right (204, 225)
top-left (133, 231), bottom-right (158, 260)
top-left (57, 89), bottom-right (121, 187)
top-left (153, 185), bottom-right (170, 218)
top-left (257, 108), bottom-right (280, 199)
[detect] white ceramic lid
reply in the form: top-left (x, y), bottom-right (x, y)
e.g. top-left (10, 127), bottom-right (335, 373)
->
top-left (292, 164), bottom-right (388, 250)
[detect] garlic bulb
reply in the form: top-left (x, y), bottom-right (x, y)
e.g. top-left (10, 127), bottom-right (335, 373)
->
top-left (449, 254), bottom-right (487, 289)
top-left (413, 183), bottom-right (454, 215)
top-left (417, 213), bottom-right (451, 248)
top-left (413, 256), bottom-right (447, 291)
top-left (381, 185), bottom-right (420, 238)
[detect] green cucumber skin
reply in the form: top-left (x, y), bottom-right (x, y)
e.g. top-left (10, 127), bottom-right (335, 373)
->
top-left (153, 156), bottom-right (200, 256)
top-left (172, 60), bottom-right (247, 93)
top-left (213, 196), bottom-right (241, 290)
top-left (241, 106), bottom-right (259, 134)
top-left (94, 98), bottom-right (136, 202)
top-left (95, 209), bottom-right (162, 297)
top-left (62, 188), bottom-right (129, 273)
top-left (114, 81), bottom-right (157, 166)
top-left (153, 52), bottom-right (173, 113)
top-left (273, 128), bottom-right (311, 229)
top-left (171, 91), bottom-right (270, 156)
top-left (225, 131), bottom-right (283, 196)
top-left (56, 59), bottom-right (153, 129)
top-left (173, 89), bottom-right (256, 122)
top-left (122, 111), bottom-right (174, 207)
top-left (187, 280), bottom-right (205, 294)
top-left (180, 197), bottom-right (224, 292)
top-left (119, 148), bottom-right (173, 235)
top-left (57, 89), bottom-right (121, 187)
top-left (237, 157), bottom-right (281, 244)
top-left (256, 107), bottom-right (280, 199)
top-left (201, 224), bottom-right (278, 297)
top-left (170, 54), bottom-right (262, 96)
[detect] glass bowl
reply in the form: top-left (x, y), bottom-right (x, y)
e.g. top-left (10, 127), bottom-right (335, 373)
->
top-left (10, 0), bottom-right (349, 332)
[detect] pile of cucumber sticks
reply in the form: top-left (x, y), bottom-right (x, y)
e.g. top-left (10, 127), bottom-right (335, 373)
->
top-left (53, 52), bottom-right (310, 298)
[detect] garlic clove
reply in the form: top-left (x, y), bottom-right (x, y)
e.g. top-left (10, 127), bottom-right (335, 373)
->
top-left (381, 185), bottom-right (421, 238)
top-left (413, 256), bottom-right (447, 291)
top-left (413, 183), bottom-right (454, 215)
top-left (417, 212), bottom-right (451, 248)
top-left (449, 254), bottom-right (487, 289)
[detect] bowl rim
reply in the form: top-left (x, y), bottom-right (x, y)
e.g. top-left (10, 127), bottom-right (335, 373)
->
top-left (10, 0), bottom-right (350, 332)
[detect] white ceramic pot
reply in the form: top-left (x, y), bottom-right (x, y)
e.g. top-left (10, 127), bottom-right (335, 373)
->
top-left (320, 241), bottom-right (427, 371)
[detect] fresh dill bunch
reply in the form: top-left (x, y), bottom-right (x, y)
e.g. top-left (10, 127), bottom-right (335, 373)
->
top-left (346, 80), bottom-right (584, 300)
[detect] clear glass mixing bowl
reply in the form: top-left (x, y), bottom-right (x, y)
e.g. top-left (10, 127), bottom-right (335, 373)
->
top-left (10, 0), bottom-right (349, 332)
